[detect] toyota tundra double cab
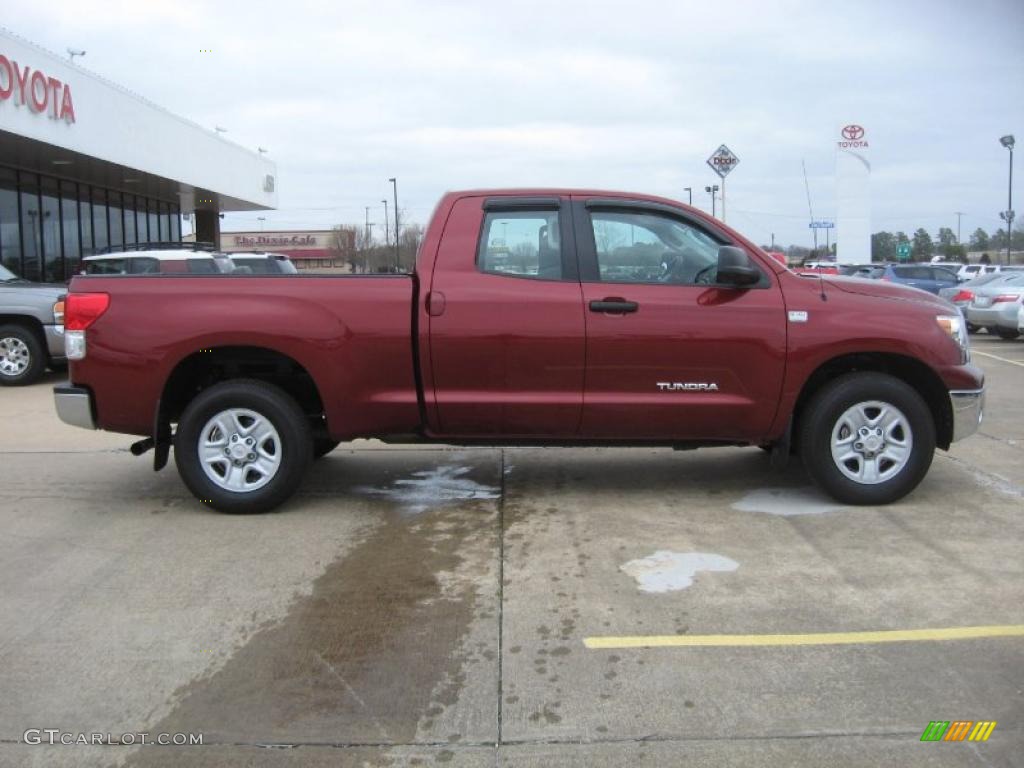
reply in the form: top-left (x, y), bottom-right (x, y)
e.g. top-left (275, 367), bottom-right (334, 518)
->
top-left (53, 189), bottom-right (984, 513)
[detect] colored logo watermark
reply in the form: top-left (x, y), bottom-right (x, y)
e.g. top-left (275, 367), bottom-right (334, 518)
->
top-left (920, 721), bottom-right (996, 742)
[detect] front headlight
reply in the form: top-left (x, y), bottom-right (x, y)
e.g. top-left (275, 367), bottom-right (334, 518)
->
top-left (937, 314), bottom-right (970, 363)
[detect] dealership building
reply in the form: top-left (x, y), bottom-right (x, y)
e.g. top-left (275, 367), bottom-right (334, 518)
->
top-left (0, 28), bottom-right (276, 282)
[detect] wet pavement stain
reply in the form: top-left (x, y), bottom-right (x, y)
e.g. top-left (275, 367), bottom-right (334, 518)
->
top-left (125, 498), bottom-right (496, 762)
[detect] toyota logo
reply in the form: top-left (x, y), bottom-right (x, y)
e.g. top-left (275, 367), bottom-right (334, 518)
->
top-left (842, 124), bottom-right (865, 140)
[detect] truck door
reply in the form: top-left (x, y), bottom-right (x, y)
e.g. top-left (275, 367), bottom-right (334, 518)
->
top-left (426, 195), bottom-right (586, 436)
top-left (573, 197), bottom-right (787, 440)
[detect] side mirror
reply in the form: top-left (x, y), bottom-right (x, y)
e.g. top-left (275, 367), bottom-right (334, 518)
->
top-left (716, 246), bottom-right (761, 287)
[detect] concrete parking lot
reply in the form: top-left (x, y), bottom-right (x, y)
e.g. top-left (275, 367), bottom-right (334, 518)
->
top-left (0, 335), bottom-right (1021, 767)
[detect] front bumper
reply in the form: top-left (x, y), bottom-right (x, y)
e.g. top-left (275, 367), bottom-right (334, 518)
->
top-left (44, 324), bottom-right (66, 361)
top-left (949, 388), bottom-right (984, 443)
top-left (54, 383), bottom-right (96, 430)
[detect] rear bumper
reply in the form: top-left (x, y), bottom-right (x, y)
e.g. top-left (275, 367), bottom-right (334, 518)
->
top-left (949, 388), bottom-right (984, 443)
top-left (966, 304), bottom-right (1019, 329)
top-left (54, 383), bottom-right (96, 430)
top-left (44, 324), bottom-right (66, 361)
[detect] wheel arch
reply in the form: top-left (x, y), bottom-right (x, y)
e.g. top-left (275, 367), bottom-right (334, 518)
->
top-left (158, 346), bottom-right (328, 444)
top-left (791, 352), bottom-right (953, 450)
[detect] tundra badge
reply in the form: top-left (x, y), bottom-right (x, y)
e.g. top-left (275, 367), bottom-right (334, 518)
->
top-left (657, 382), bottom-right (720, 392)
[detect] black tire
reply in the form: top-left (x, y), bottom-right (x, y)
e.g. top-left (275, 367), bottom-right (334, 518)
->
top-left (174, 379), bottom-right (312, 514)
top-left (799, 372), bottom-right (936, 505)
top-left (313, 438), bottom-right (341, 459)
top-left (0, 324), bottom-right (46, 386)
top-left (994, 328), bottom-right (1020, 340)
top-left (966, 323), bottom-right (979, 334)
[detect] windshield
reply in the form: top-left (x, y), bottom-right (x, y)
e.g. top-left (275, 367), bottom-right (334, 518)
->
top-left (0, 264), bottom-right (20, 281)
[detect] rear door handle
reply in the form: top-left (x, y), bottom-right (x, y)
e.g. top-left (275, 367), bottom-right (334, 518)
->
top-left (589, 298), bottom-right (638, 314)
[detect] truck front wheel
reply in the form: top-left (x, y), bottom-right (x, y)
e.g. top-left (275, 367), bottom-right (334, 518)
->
top-left (799, 372), bottom-right (936, 505)
top-left (174, 379), bottom-right (312, 513)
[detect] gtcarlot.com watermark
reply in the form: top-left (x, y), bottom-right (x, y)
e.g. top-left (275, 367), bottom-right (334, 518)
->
top-left (23, 729), bottom-right (203, 746)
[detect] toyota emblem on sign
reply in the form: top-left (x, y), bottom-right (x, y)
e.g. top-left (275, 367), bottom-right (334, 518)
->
top-left (842, 124), bottom-right (865, 141)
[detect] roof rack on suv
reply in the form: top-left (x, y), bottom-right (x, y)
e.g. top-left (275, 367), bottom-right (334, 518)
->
top-left (95, 242), bottom-right (218, 255)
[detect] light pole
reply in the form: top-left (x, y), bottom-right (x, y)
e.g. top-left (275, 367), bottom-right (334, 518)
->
top-left (954, 211), bottom-right (964, 245)
top-left (704, 185), bottom-right (719, 218)
top-left (999, 135), bottom-right (1014, 265)
top-left (381, 199), bottom-right (389, 247)
top-left (683, 187), bottom-right (692, 206)
top-left (388, 178), bottom-right (400, 270)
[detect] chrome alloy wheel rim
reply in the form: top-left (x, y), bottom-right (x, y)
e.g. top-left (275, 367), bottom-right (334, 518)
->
top-left (830, 400), bottom-right (913, 485)
top-left (198, 408), bottom-right (282, 492)
top-left (0, 336), bottom-right (30, 377)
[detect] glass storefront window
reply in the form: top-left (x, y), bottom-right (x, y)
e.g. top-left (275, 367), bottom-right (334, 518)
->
top-left (123, 194), bottom-right (136, 246)
top-left (0, 169), bottom-right (20, 276)
top-left (170, 207), bottom-right (181, 242)
top-left (160, 202), bottom-right (171, 244)
top-left (79, 187), bottom-right (93, 257)
top-left (20, 177), bottom-right (42, 282)
top-left (92, 188), bottom-right (108, 253)
top-left (40, 177), bottom-right (62, 282)
top-left (149, 201), bottom-right (160, 242)
top-left (61, 180), bottom-right (81, 278)
top-left (108, 191), bottom-right (123, 249)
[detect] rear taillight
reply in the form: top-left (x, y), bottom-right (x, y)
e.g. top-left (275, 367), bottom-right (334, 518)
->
top-left (65, 293), bottom-right (110, 331)
top-left (951, 290), bottom-right (974, 302)
top-left (992, 294), bottom-right (1021, 304)
top-left (64, 293), bottom-right (109, 361)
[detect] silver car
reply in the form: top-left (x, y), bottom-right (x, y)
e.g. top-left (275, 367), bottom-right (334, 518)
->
top-left (939, 272), bottom-right (1023, 330)
top-left (0, 264), bottom-right (66, 385)
top-left (965, 273), bottom-right (1024, 339)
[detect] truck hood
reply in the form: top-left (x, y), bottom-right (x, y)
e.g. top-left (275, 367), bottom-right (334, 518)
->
top-left (823, 275), bottom-right (954, 312)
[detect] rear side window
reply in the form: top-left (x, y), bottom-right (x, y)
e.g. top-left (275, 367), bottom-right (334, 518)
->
top-left (895, 266), bottom-right (930, 279)
top-left (931, 268), bottom-right (957, 281)
top-left (84, 259), bottom-right (126, 274)
top-left (186, 259), bottom-right (221, 274)
top-left (128, 258), bottom-right (159, 274)
top-left (477, 211), bottom-right (562, 280)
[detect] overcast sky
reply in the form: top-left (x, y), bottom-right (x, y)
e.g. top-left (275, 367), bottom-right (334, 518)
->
top-left (6, 0), bottom-right (1023, 247)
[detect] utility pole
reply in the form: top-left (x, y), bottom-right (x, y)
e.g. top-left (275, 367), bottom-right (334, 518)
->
top-left (704, 184), bottom-right (719, 218)
top-left (388, 178), bottom-right (400, 270)
top-left (770, 232), bottom-right (775, 250)
top-left (721, 177), bottom-right (726, 223)
top-left (364, 206), bottom-right (371, 246)
top-left (381, 199), bottom-right (390, 247)
top-left (999, 135), bottom-right (1015, 265)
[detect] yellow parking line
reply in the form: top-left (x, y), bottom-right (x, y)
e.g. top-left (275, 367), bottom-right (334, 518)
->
top-left (583, 624), bottom-right (1024, 649)
top-left (973, 350), bottom-right (1024, 368)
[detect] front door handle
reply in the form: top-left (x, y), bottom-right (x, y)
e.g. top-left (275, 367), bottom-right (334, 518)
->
top-left (589, 298), bottom-right (638, 314)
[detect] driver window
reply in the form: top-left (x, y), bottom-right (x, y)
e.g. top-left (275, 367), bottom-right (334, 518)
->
top-left (589, 211), bottom-right (721, 285)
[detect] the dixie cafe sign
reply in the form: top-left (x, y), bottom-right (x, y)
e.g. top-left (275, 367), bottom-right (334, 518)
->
top-left (0, 52), bottom-right (76, 123)
top-left (234, 234), bottom-right (318, 247)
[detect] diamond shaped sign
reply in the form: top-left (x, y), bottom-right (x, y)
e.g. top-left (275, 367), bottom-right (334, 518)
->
top-left (706, 144), bottom-right (739, 178)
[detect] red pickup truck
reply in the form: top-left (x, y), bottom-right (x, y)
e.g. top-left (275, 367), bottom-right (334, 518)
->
top-left (54, 189), bottom-right (984, 513)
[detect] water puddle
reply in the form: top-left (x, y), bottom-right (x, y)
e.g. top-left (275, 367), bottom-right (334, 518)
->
top-left (731, 487), bottom-right (846, 516)
top-left (355, 465), bottom-right (500, 514)
top-left (620, 551), bottom-right (739, 593)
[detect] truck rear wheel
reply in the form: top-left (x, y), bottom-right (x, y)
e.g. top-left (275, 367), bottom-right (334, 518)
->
top-left (174, 379), bottom-right (312, 513)
top-left (0, 324), bottom-right (46, 386)
top-left (799, 372), bottom-right (935, 505)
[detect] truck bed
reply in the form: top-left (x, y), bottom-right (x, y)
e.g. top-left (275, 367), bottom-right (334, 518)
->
top-left (68, 274), bottom-right (420, 439)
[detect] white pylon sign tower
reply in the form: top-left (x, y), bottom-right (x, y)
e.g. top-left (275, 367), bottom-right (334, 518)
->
top-left (835, 123), bottom-right (871, 262)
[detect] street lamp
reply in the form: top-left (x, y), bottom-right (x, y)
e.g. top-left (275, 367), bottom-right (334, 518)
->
top-left (683, 187), bottom-right (692, 206)
top-left (704, 184), bottom-right (719, 218)
top-left (388, 177), bottom-right (399, 269)
top-left (999, 134), bottom-right (1014, 265)
top-left (381, 199), bottom-right (390, 247)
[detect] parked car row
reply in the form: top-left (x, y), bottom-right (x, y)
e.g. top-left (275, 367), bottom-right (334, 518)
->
top-left (959, 272), bottom-right (1024, 340)
top-left (82, 250), bottom-right (297, 276)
